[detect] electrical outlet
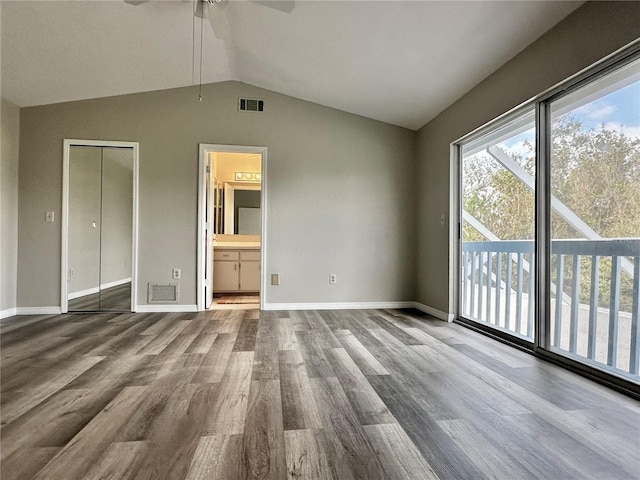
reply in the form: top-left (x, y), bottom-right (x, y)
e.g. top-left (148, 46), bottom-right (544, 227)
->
top-left (329, 274), bottom-right (337, 284)
top-left (271, 273), bottom-right (279, 286)
top-left (172, 268), bottom-right (181, 280)
top-left (69, 268), bottom-right (75, 278)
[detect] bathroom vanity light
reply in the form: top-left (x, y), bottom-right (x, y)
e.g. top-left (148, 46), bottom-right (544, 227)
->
top-left (235, 172), bottom-right (261, 182)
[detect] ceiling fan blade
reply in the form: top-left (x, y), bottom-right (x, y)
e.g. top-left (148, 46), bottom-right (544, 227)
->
top-left (194, 0), bottom-right (205, 19)
top-left (195, 0), bottom-right (231, 40)
top-left (194, 0), bottom-right (293, 41)
top-left (253, 0), bottom-right (295, 14)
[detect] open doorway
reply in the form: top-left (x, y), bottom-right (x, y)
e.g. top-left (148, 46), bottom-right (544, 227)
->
top-left (197, 145), bottom-right (266, 311)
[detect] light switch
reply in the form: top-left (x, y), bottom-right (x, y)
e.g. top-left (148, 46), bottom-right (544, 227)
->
top-left (45, 211), bottom-right (55, 223)
top-left (271, 274), bottom-right (279, 286)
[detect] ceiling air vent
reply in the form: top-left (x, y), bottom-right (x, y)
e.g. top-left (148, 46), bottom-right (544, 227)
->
top-left (239, 98), bottom-right (264, 112)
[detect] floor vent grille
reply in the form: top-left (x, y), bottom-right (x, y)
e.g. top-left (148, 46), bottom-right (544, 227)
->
top-left (148, 283), bottom-right (179, 303)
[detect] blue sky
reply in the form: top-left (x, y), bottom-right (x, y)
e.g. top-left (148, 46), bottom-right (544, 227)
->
top-left (499, 128), bottom-right (534, 160)
top-left (498, 77), bottom-right (640, 158)
top-left (572, 81), bottom-right (640, 139)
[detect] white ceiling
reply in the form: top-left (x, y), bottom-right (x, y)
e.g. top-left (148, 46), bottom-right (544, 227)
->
top-left (1, 0), bottom-right (583, 130)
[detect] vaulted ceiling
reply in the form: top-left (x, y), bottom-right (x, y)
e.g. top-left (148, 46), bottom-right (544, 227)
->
top-left (1, 0), bottom-right (583, 130)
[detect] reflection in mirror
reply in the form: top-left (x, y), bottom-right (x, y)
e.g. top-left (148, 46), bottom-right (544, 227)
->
top-left (68, 146), bottom-right (133, 312)
top-left (213, 181), bottom-right (223, 235)
top-left (99, 148), bottom-right (133, 310)
top-left (222, 184), bottom-right (261, 235)
top-left (235, 190), bottom-right (261, 234)
top-left (68, 146), bottom-right (101, 311)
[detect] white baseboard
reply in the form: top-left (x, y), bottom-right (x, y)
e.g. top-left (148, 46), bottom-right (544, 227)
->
top-left (411, 302), bottom-right (454, 322)
top-left (68, 287), bottom-right (99, 300)
top-left (101, 277), bottom-right (132, 290)
top-left (0, 307), bottom-right (17, 320)
top-left (3, 301), bottom-right (450, 322)
top-left (262, 301), bottom-right (416, 311)
top-left (15, 307), bottom-right (63, 316)
top-left (262, 300), bottom-right (452, 322)
top-left (69, 278), bottom-right (132, 300)
top-left (136, 304), bottom-right (198, 313)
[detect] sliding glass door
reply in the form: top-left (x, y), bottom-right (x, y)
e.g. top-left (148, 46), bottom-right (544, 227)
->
top-left (458, 50), bottom-right (639, 385)
top-left (460, 109), bottom-right (536, 342)
top-left (547, 56), bottom-right (640, 380)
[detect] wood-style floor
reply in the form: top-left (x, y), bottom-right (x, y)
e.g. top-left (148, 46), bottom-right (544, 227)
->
top-left (68, 283), bottom-right (132, 312)
top-left (1, 308), bottom-right (638, 480)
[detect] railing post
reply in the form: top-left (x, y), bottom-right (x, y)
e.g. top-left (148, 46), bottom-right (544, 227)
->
top-left (515, 253), bottom-right (524, 335)
top-left (478, 252), bottom-right (484, 320)
top-left (470, 252), bottom-right (476, 319)
top-left (495, 252), bottom-right (502, 327)
top-left (505, 256), bottom-right (512, 331)
top-left (527, 252), bottom-right (536, 338)
top-left (527, 252), bottom-right (535, 339)
top-left (587, 255), bottom-right (600, 360)
top-left (630, 256), bottom-right (640, 374)
top-left (608, 256), bottom-right (620, 368)
top-left (554, 254), bottom-right (564, 347)
top-left (486, 251), bottom-right (493, 323)
top-left (462, 251), bottom-right (469, 316)
top-left (570, 255), bottom-right (581, 354)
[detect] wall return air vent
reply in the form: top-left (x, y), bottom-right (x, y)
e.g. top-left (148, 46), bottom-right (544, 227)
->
top-left (239, 98), bottom-right (264, 112)
top-left (148, 283), bottom-right (179, 304)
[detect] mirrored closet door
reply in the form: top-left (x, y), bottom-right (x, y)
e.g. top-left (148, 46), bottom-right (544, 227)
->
top-left (67, 145), bottom-right (134, 312)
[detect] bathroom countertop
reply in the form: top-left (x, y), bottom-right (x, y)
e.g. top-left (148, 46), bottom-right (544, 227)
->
top-left (213, 242), bottom-right (261, 249)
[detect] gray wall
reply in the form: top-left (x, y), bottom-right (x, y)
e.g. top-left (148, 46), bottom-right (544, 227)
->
top-left (1, 98), bottom-right (20, 313)
top-left (415, 1), bottom-right (640, 314)
top-left (18, 81), bottom-right (416, 307)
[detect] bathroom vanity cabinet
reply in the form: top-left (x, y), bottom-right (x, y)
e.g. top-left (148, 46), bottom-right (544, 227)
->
top-left (213, 247), bottom-right (260, 292)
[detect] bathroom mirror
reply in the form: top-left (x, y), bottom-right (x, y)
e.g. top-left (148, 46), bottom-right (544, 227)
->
top-left (221, 183), bottom-right (261, 235)
top-left (209, 152), bottom-right (261, 238)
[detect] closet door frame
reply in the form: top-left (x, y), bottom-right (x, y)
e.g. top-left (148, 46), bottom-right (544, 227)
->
top-left (61, 139), bottom-right (139, 313)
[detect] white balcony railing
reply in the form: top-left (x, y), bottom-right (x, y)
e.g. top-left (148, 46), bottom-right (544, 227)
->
top-left (461, 239), bottom-right (640, 378)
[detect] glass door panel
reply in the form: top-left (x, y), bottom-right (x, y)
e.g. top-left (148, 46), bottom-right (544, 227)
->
top-left (100, 147), bottom-right (133, 311)
top-left (549, 57), bottom-right (640, 380)
top-left (68, 146), bottom-right (102, 312)
top-left (460, 109), bottom-right (536, 341)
